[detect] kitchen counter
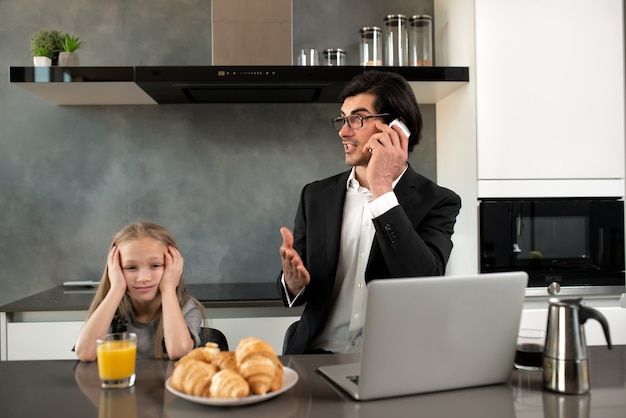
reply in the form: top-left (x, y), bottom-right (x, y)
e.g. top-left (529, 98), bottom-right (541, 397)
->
top-left (0, 282), bottom-right (283, 312)
top-left (0, 346), bottom-right (623, 417)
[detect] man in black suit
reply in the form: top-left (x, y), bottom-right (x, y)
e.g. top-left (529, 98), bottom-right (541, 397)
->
top-left (279, 70), bottom-right (461, 354)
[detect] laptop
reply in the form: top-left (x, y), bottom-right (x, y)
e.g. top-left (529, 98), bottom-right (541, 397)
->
top-left (318, 271), bottom-right (528, 400)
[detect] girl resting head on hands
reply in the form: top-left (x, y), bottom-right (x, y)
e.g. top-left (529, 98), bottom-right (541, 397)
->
top-left (74, 222), bottom-right (205, 361)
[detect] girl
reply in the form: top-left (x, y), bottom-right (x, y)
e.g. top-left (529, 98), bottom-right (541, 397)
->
top-left (74, 222), bottom-right (205, 361)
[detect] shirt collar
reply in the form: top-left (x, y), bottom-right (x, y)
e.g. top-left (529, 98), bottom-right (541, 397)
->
top-left (345, 164), bottom-right (409, 191)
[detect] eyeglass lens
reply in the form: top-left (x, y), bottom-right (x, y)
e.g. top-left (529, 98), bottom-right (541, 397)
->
top-left (332, 115), bottom-right (363, 131)
top-left (332, 113), bottom-right (390, 131)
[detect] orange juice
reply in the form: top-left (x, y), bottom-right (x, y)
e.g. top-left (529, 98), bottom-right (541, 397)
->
top-left (97, 340), bottom-right (137, 380)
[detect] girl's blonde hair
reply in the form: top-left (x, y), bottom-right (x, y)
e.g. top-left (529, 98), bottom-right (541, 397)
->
top-left (86, 221), bottom-right (204, 358)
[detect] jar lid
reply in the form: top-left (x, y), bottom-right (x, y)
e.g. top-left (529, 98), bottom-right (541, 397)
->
top-left (409, 14), bottom-right (433, 22)
top-left (359, 26), bottom-right (382, 34)
top-left (323, 48), bottom-right (346, 55)
top-left (384, 14), bottom-right (407, 22)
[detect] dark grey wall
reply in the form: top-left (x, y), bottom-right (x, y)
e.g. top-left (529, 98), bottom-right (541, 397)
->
top-left (0, 0), bottom-right (434, 306)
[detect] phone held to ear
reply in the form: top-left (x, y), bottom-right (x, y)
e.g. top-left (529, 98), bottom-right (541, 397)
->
top-left (389, 118), bottom-right (411, 138)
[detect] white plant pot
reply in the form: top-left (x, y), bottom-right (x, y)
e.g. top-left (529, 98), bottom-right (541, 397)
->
top-left (58, 52), bottom-right (79, 66)
top-left (33, 56), bottom-right (52, 67)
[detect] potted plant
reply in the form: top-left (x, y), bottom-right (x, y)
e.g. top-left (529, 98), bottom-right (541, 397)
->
top-left (32, 47), bottom-right (52, 66)
top-left (58, 33), bottom-right (83, 66)
top-left (30, 28), bottom-right (64, 66)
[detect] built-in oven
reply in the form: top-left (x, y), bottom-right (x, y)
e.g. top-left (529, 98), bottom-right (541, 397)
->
top-left (479, 198), bottom-right (625, 295)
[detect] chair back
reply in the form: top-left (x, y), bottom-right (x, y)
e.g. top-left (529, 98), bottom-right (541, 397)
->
top-left (200, 327), bottom-right (229, 351)
top-left (282, 320), bottom-right (299, 354)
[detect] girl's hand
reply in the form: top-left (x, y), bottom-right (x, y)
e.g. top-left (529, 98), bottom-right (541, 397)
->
top-left (160, 246), bottom-right (183, 292)
top-left (107, 245), bottom-right (127, 292)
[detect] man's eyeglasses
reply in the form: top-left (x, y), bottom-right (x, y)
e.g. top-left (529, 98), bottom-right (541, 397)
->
top-left (331, 113), bottom-right (390, 131)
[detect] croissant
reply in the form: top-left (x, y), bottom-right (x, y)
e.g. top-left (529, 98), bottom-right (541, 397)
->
top-left (270, 359), bottom-right (284, 392)
top-left (170, 358), bottom-right (218, 397)
top-left (235, 337), bottom-right (280, 395)
top-left (170, 337), bottom-right (284, 398)
top-left (212, 350), bottom-right (238, 371)
top-left (170, 357), bottom-right (196, 391)
top-left (183, 342), bottom-right (221, 363)
top-left (209, 369), bottom-right (251, 398)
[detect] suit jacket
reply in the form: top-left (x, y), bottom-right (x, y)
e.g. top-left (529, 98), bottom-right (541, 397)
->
top-left (280, 164), bottom-right (461, 354)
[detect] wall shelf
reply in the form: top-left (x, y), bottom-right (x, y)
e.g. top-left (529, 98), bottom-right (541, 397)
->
top-left (9, 66), bottom-right (155, 105)
top-left (9, 65), bottom-right (470, 105)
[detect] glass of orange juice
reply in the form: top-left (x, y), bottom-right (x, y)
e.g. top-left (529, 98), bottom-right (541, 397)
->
top-left (96, 332), bottom-right (137, 389)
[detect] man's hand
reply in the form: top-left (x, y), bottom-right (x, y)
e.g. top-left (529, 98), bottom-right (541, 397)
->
top-left (279, 227), bottom-right (310, 296)
top-left (363, 121), bottom-right (409, 198)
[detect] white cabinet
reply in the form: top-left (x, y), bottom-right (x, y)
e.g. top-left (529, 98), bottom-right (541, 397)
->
top-left (475, 0), bottom-right (625, 198)
top-left (1, 308), bottom-right (302, 360)
top-left (7, 321), bottom-right (84, 360)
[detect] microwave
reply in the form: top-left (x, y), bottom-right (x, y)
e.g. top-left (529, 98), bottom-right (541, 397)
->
top-left (479, 198), bottom-right (625, 290)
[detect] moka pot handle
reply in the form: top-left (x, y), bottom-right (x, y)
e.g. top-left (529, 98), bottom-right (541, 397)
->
top-left (579, 305), bottom-right (612, 349)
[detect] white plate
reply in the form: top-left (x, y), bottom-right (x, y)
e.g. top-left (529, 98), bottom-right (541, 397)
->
top-left (165, 367), bottom-right (298, 407)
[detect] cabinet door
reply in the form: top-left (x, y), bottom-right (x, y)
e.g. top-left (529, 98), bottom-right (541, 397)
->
top-left (7, 322), bottom-right (83, 360)
top-left (475, 0), bottom-right (624, 197)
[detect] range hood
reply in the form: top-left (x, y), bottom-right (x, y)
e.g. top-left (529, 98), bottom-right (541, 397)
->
top-left (9, 66), bottom-right (470, 105)
top-left (137, 66), bottom-right (339, 103)
top-left (135, 66), bottom-right (469, 104)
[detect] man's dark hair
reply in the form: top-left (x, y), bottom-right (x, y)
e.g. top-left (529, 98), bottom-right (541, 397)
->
top-left (339, 70), bottom-right (423, 153)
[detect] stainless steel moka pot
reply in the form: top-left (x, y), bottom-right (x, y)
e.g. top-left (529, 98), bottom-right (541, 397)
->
top-left (543, 298), bottom-right (612, 394)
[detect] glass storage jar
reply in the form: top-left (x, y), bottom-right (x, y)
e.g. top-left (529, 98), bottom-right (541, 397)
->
top-left (384, 14), bottom-right (408, 66)
top-left (297, 48), bottom-right (319, 66)
top-left (322, 48), bottom-right (346, 66)
top-left (359, 26), bottom-right (383, 66)
top-left (409, 15), bottom-right (433, 66)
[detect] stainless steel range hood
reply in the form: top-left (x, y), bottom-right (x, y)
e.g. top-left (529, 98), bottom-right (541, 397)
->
top-left (9, 66), bottom-right (470, 105)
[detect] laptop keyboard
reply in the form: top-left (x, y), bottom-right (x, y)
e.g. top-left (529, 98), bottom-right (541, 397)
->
top-left (347, 375), bottom-right (360, 385)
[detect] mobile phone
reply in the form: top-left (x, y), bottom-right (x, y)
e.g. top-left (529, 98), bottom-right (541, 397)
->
top-left (389, 118), bottom-right (411, 138)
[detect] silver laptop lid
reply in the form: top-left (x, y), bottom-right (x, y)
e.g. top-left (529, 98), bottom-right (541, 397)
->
top-left (354, 272), bottom-right (528, 400)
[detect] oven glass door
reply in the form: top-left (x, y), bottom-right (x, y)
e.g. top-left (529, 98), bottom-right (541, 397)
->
top-left (480, 199), bottom-right (624, 286)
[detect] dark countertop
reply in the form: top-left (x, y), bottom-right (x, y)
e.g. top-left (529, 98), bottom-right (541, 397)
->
top-left (0, 282), bottom-right (283, 312)
top-left (0, 346), bottom-right (623, 418)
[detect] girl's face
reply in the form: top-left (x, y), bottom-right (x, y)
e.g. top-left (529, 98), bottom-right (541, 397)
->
top-left (117, 236), bottom-right (166, 303)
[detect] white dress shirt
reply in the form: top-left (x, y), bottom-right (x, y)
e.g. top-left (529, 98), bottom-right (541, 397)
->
top-left (283, 166), bottom-right (407, 352)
